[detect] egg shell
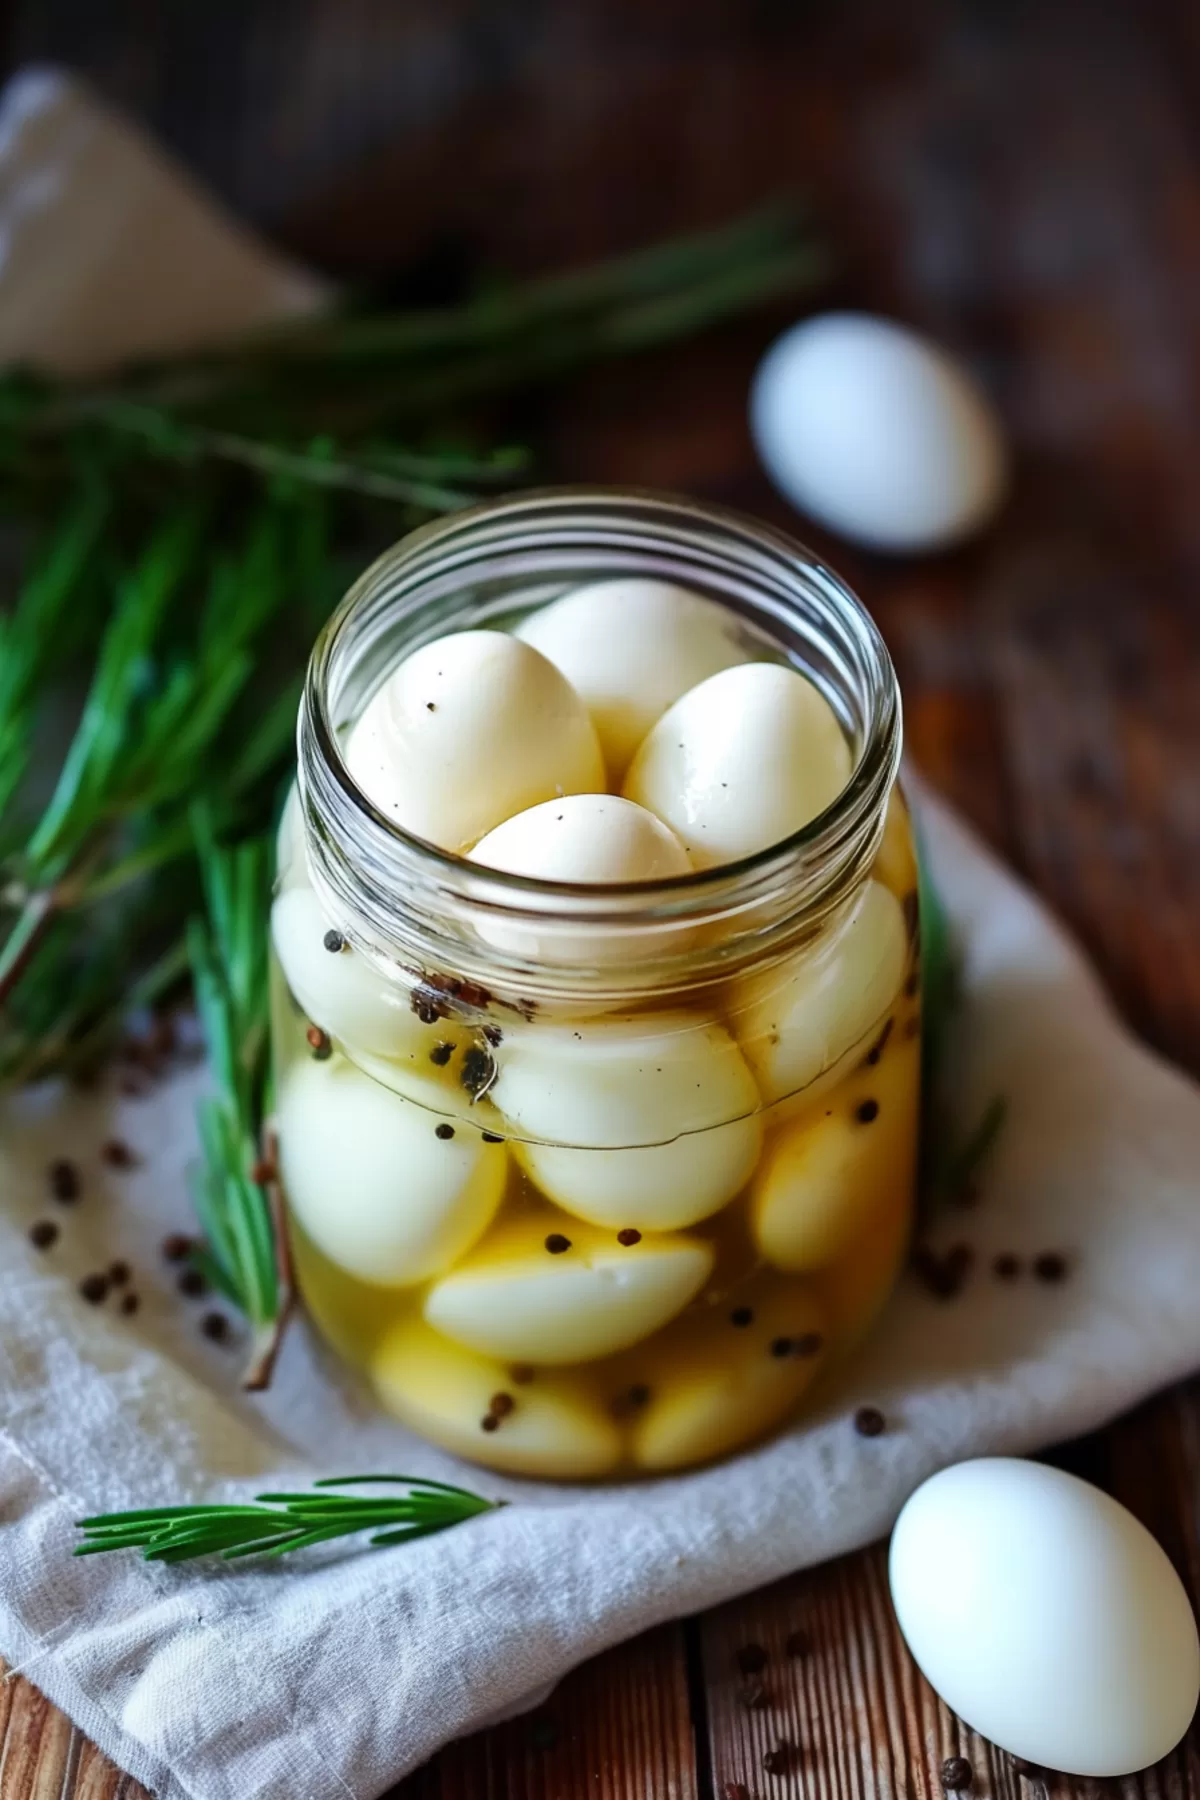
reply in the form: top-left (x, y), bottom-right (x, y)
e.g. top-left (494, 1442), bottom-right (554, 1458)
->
top-left (751, 1025), bottom-right (919, 1272)
top-left (889, 1459), bottom-right (1200, 1776)
top-left (277, 1056), bottom-right (506, 1287)
top-left (515, 578), bottom-right (754, 780)
top-left (493, 1012), bottom-right (762, 1229)
top-left (344, 629), bottom-right (605, 853)
top-left (424, 1211), bottom-right (713, 1364)
top-left (627, 1273), bottom-right (827, 1472)
top-left (734, 880), bottom-right (909, 1106)
top-left (271, 885), bottom-right (466, 1077)
top-left (371, 1313), bottom-right (623, 1477)
top-left (623, 662), bottom-right (851, 871)
top-left (468, 794), bottom-right (692, 966)
top-left (751, 313), bottom-right (1007, 553)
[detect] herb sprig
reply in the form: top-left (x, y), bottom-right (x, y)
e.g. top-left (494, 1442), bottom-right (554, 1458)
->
top-left (75, 1474), bottom-right (499, 1564)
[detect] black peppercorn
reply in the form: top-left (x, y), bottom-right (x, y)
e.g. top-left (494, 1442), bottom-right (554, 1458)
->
top-left (322, 928), bottom-right (345, 953)
top-left (78, 1273), bottom-right (108, 1305)
top-left (616, 1228), bottom-right (642, 1246)
top-left (785, 1627), bottom-right (810, 1659)
top-left (854, 1405), bottom-right (886, 1437)
top-left (794, 1331), bottom-right (824, 1357)
top-left (942, 1756), bottom-right (973, 1792)
top-left (306, 1025), bottom-right (333, 1060)
top-left (29, 1220), bottom-right (58, 1250)
top-left (201, 1312), bottom-right (231, 1344)
top-left (481, 1131), bottom-right (504, 1144)
top-left (730, 1306), bottom-right (754, 1327)
top-left (429, 1041), bottom-right (455, 1066)
top-left (770, 1336), bottom-right (794, 1358)
top-left (162, 1231), bottom-right (194, 1262)
top-left (108, 1260), bottom-right (130, 1286)
top-left (544, 1233), bottom-right (571, 1255)
top-left (101, 1138), bottom-right (138, 1169)
top-left (855, 1098), bottom-right (880, 1125)
top-left (735, 1642), bottom-right (768, 1675)
top-left (993, 1252), bottom-right (1022, 1280)
top-left (119, 1292), bottom-right (140, 1316)
top-left (49, 1158), bottom-right (80, 1202)
top-left (435, 1122), bottom-right (455, 1140)
top-left (177, 1267), bottom-right (207, 1299)
top-left (1033, 1251), bottom-right (1069, 1283)
top-left (489, 1392), bottom-right (515, 1419)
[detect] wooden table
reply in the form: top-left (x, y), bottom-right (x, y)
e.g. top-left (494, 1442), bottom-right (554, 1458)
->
top-left (4, 1), bottom-right (1200, 1795)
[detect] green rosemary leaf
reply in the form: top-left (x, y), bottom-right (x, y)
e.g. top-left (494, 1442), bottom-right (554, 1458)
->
top-left (74, 1475), bottom-right (500, 1563)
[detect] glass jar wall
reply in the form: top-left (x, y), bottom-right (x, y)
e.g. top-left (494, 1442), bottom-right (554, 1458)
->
top-left (271, 491), bottom-right (920, 1479)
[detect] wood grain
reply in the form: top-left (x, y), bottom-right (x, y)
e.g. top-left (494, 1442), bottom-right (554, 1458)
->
top-left (4, 1), bottom-right (1200, 1797)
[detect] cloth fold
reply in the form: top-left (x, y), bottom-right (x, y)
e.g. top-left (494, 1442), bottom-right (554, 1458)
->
top-left (2, 65), bottom-right (1199, 1800)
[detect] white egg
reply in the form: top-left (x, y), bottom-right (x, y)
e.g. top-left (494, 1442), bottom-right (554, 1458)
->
top-left (271, 885), bottom-right (450, 1068)
top-left (277, 1056), bottom-right (505, 1287)
top-left (750, 1025), bottom-right (919, 1270)
top-left (735, 880), bottom-right (909, 1105)
top-left (515, 578), bottom-right (754, 780)
top-left (371, 1314), bottom-right (623, 1477)
top-left (424, 1212), bottom-right (712, 1364)
top-left (468, 794), bottom-right (692, 966)
top-left (628, 1274), bottom-right (826, 1471)
top-left (344, 629), bottom-right (605, 853)
top-left (493, 1012), bottom-right (762, 1230)
top-left (891, 1459), bottom-right (1200, 1776)
top-left (751, 313), bottom-right (1007, 553)
top-left (623, 663), bottom-right (851, 870)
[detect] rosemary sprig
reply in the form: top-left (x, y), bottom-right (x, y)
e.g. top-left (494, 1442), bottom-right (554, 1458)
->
top-left (185, 813), bottom-right (288, 1389)
top-left (74, 1474), bottom-right (499, 1564)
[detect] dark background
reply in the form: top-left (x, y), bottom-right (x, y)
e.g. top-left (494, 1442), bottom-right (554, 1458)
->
top-left (3, 0), bottom-right (1199, 1063)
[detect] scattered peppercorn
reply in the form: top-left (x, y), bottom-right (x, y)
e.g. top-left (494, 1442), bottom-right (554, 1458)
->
top-left (78, 1273), bottom-right (108, 1305)
top-left (489, 1392), bottom-right (515, 1419)
top-left (119, 1292), bottom-right (140, 1316)
top-left (1034, 1251), bottom-right (1069, 1284)
top-left (770, 1337), bottom-right (794, 1358)
top-left (855, 1098), bottom-right (880, 1125)
top-left (177, 1267), bottom-right (207, 1299)
top-left (460, 1044), bottom-right (496, 1100)
top-left (785, 1628), bottom-right (810, 1659)
top-left (730, 1306), bottom-right (754, 1328)
top-left (435, 1122), bottom-right (455, 1140)
top-left (993, 1252), bottom-right (1022, 1280)
top-left (628, 1383), bottom-right (650, 1407)
top-left (480, 1414), bottom-right (500, 1433)
top-left (902, 889), bottom-right (920, 939)
top-left (510, 1363), bottom-right (534, 1384)
top-left (322, 929), bottom-right (346, 953)
top-left (865, 1018), bottom-right (894, 1066)
top-left (101, 1138), bottom-right (138, 1169)
top-left (942, 1757), bottom-right (973, 1792)
top-left (162, 1232), bottom-right (194, 1262)
top-left (482, 1024), bottom-right (503, 1047)
top-left (429, 1041), bottom-right (455, 1066)
top-left (545, 1233), bottom-right (571, 1255)
top-left (762, 1742), bottom-right (793, 1776)
top-left (904, 969), bottom-right (920, 997)
top-left (108, 1260), bottom-right (130, 1287)
top-left (795, 1332), bottom-right (824, 1357)
top-left (722, 1784), bottom-right (750, 1800)
top-left (49, 1158), bottom-right (80, 1202)
top-left (735, 1642), bottom-right (768, 1675)
top-left (306, 1025), bottom-right (333, 1060)
top-left (201, 1312), bottom-right (231, 1344)
top-left (854, 1405), bottom-right (886, 1438)
top-left (913, 1244), bottom-right (969, 1300)
top-left (481, 1130), bottom-right (504, 1144)
top-left (617, 1228), bottom-right (642, 1246)
top-left (29, 1220), bottom-right (58, 1250)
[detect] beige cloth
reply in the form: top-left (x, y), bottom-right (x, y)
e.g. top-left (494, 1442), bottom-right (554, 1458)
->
top-left (2, 67), bottom-right (1199, 1800)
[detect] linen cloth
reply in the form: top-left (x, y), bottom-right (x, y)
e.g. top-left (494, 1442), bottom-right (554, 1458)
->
top-left (2, 66), bottom-right (1200, 1800)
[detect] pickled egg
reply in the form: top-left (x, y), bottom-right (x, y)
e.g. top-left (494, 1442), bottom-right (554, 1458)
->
top-left (277, 1057), bottom-right (505, 1286)
top-left (344, 629), bottom-right (604, 852)
top-left (493, 1012), bottom-right (762, 1230)
top-left (751, 1027), bottom-right (919, 1271)
top-left (468, 794), bottom-right (692, 965)
top-left (751, 313), bottom-right (1007, 552)
top-left (515, 578), bottom-right (753, 780)
top-left (890, 1459), bottom-right (1200, 1776)
top-left (623, 663), bottom-right (851, 870)
top-left (424, 1212), bottom-right (713, 1364)
top-left (628, 1274), bottom-right (827, 1471)
top-left (371, 1314), bottom-right (623, 1477)
top-left (735, 880), bottom-right (909, 1104)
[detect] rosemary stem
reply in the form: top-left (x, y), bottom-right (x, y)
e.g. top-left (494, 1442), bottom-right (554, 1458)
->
top-left (0, 888), bottom-right (60, 1012)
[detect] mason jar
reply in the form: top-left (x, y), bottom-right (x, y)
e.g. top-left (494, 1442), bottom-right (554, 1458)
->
top-left (270, 489), bottom-right (920, 1480)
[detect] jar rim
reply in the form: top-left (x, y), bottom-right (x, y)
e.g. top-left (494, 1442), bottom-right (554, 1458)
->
top-left (298, 486), bottom-right (902, 995)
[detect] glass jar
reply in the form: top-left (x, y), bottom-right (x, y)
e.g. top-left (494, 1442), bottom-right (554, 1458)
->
top-left (271, 489), bottom-right (920, 1479)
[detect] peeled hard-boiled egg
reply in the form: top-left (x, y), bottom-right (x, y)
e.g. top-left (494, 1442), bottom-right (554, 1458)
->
top-left (424, 1212), bottom-right (712, 1364)
top-left (344, 629), bottom-right (604, 853)
top-left (277, 1056), bottom-right (505, 1286)
top-left (751, 313), bottom-right (1007, 553)
top-left (371, 1314), bottom-right (623, 1477)
top-left (751, 1025), bottom-right (919, 1271)
top-left (468, 795), bottom-right (692, 966)
top-left (735, 880), bottom-right (909, 1105)
top-left (493, 1012), bottom-right (762, 1230)
top-left (623, 663), bottom-right (851, 870)
top-left (515, 578), bottom-right (753, 780)
top-left (890, 1459), bottom-right (1200, 1776)
top-left (627, 1273), bottom-right (827, 1471)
